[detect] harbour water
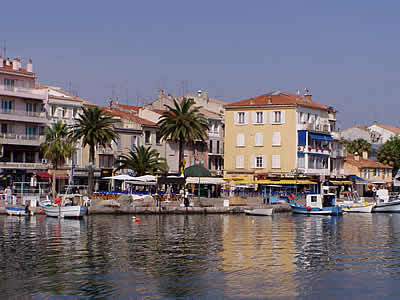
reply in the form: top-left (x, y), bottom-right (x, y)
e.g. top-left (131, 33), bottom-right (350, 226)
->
top-left (1, 213), bottom-right (400, 299)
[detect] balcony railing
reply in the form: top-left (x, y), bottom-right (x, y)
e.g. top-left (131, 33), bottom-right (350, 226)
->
top-left (0, 162), bottom-right (49, 169)
top-left (0, 134), bottom-right (45, 146)
top-left (97, 147), bottom-right (114, 155)
top-left (298, 123), bottom-right (331, 133)
top-left (0, 84), bottom-right (47, 100)
top-left (0, 109), bottom-right (47, 123)
top-left (298, 168), bottom-right (331, 176)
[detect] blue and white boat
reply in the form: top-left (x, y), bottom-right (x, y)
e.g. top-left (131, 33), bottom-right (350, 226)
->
top-left (5, 206), bottom-right (33, 216)
top-left (290, 191), bottom-right (342, 216)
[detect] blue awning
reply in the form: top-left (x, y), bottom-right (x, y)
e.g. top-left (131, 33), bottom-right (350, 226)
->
top-left (349, 175), bottom-right (365, 181)
top-left (309, 133), bottom-right (333, 142)
top-left (309, 153), bottom-right (329, 157)
top-left (298, 153), bottom-right (305, 157)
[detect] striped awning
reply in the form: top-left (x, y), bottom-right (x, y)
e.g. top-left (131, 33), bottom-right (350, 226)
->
top-left (330, 180), bottom-right (353, 185)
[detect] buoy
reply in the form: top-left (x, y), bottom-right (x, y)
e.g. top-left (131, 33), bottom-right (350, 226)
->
top-left (289, 194), bottom-right (295, 201)
top-left (135, 217), bottom-right (140, 222)
top-left (390, 214), bottom-right (393, 217)
top-left (307, 206), bottom-right (311, 211)
top-left (252, 219), bottom-right (255, 224)
top-left (39, 210), bottom-right (43, 214)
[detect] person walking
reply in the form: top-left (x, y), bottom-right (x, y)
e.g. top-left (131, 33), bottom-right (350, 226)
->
top-left (184, 189), bottom-right (189, 207)
top-left (5, 186), bottom-right (12, 205)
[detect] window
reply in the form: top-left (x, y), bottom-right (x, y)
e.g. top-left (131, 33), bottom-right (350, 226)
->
top-left (270, 111), bottom-right (285, 124)
top-left (297, 155), bottom-right (305, 168)
top-left (235, 112), bottom-right (248, 125)
top-left (72, 151), bottom-right (78, 166)
top-left (236, 155), bottom-right (244, 169)
top-left (130, 136), bottom-right (135, 150)
top-left (73, 108), bottom-right (77, 118)
top-left (26, 103), bottom-right (38, 113)
top-left (1, 99), bottom-right (13, 113)
top-left (145, 131), bottom-right (151, 144)
top-left (4, 79), bottom-right (15, 91)
top-left (156, 132), bottom-right (161, 144)
top-left (386, 169), bottom-right (390, 177)
top-left (272, 155), bottom-right (281, 169)
top-left (99, 155), bottom-right (114, 168)
top-left (255, 155), bottom-right (264, 168)
top-left (272, 132), bottom-right (281, 146)
top-left (364, 168), bottom-right (369, 179)
top-left (209, 140), bottom-right (213, 153)
top-left (311, 196), bottom-right (317, 203)
top-left (136, 136), bottom-right (140, 147)
top-left (26, 126), bottom-right (37, 137)
top-left (255, 133), bottom-right (263, 146)
top-left (51, 105), bottom-right (55, 116)
top-left (216, 141), bottom-right (220, 153)
top-left (117, 136), bottom-right (122, 152)
top-left (252, 111), bottom-right (265, 124)
top-left (236, 133), bottom-right (245, 147)
top-left (25, 152), bottom-right (35, 163)
top-left (374, 168), bottom-right (378, 176)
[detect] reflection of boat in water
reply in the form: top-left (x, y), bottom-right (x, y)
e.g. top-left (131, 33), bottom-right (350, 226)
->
top-left (337, 191), bottom-right (375, 213)
top-left (5, 206), bottom-right (33, 216)
top-left (244, 208), bottom-right (273, 216)
top-left (42, 194), bottom-right (88, 218)
top-left (290, 188), bottom-right (342, 216)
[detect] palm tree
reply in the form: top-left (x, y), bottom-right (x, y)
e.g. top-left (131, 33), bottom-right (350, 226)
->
top-left (41, 121), bottom-right (75, 198)
top-left (342, 138), bottom-right (372, 155)
top-left (116, 145), bottom-right (168, 176)
top-left (157, 98), bottom-right (209, 174)
top-left (71, 107), bottom-right (118, 196)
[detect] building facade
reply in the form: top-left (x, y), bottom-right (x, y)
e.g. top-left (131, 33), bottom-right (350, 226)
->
top-left (224, 90), bottom-right (344, 181)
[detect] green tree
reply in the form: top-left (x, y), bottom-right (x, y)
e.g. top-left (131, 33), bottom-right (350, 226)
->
top-left (157, 98), bottom-right (209, 173)
top-left (71, 107), bottom-right (118, 196)
top-left (116, 145), bottom-right (168, 176)
top-left (343, 138), bottom-right (372, 155)
top-left (377, 135), bottom-right (400, 176)
top-left (41, 121), bottom-right (75, 198)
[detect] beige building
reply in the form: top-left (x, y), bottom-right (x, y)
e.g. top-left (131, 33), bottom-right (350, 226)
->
top-left (224, 90), bottom-right (343, 180)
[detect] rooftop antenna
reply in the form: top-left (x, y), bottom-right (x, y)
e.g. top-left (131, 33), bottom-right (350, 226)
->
top-left (3, 40), bottom-right (6, 58)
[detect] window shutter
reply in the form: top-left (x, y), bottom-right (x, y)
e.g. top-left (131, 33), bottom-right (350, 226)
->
top-left (281, 111), bottom-right (285, 124)
top-left (272, 155), bottom-right (281, 169)
top-left (272, 132), bottom-right (281, 146)
top-left (252, 112), bottom-right (257, 124)
top-left (263, 112), bottom-right (267, 124)
top-left (251, 155), bottom-right (255, 168)
top-left (269, 111), bottom-right (274, 124)
top-left (261, 155), bottom-right (265, 168)
top-left (255, 133), bottom-right (263, 146)
top-left (244, 112), bottom-right (249, 124)
top-left (237, 133), bottom-right (245, 146)
top-left (234, 112), bottom-right (238, 125)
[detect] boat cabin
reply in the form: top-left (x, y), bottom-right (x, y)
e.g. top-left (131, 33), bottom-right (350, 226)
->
top-left (306, 193), bottom-right (336, 209)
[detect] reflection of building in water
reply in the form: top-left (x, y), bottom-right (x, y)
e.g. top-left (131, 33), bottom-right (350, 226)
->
top-left (220, 215), bottom-right (298, 298)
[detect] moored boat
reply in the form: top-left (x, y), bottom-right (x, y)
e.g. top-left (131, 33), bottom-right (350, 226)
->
top-left (337, 191), bottom-right (375, 213)
top-left (372, 199), bottom-right (400, 213)
top-left (290, 189), bottom-right (342, 216)
top-left (5, 206), bottom-right (33, 216)
top-left (244, 208), bottom-right (273, 216)
top-left (42, 194), bottom-right (88, 218)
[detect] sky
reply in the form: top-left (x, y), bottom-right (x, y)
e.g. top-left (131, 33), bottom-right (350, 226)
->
top-left (2, 0), bottom-right (400, 129)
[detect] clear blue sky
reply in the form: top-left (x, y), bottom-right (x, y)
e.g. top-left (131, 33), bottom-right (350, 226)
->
top-left (2, 0), bottom-right (400, 129)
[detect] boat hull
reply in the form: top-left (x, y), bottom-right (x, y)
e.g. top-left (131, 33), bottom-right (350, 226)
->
top-left (5, 206), bottom-right (33, 216)
top-left (244, 208), bottom-right (273, 216)
top-left (44, 206), bottom-right (88, 218)
top-left (372, 200), bottom-right (400, 213)
top-left (290, 204), bottom-right (342, 215)
top-left (341, 203), bottom-right (375, 213)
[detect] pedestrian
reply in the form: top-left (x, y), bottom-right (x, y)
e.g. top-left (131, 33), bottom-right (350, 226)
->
top-left (184, 189), bottom-right (189, 207)
top-left (5, 186), bottom-right (11, 205)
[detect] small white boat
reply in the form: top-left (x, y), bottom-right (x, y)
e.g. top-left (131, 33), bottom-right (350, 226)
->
top-left (244, 208), bottom-right (273, 216)
top-left (338, 191), bottom-right (375, 213)
top-left (43, 194), bottom-right (88, 218)
top-left (373, 199), bottom-right (400, 213)
top-left (5, 206), bottom-right (33, 216)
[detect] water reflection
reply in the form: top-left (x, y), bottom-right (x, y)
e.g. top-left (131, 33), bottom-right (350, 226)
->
top-left (1, 214), bottom-right (400, 298)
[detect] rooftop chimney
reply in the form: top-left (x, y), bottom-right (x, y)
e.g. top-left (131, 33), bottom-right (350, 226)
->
top-left (296, 89), bottom-right (300, 100)
top-left (0, 56), bottom-right (3, 68)
top-left (304, 88), bottom-right (312, 102)
top-left (197, 89), bottom-right (202, 96)
top-left (27, 59), bottom-right (33, 72)
top-left (5, 58), bottom-right (10, 66)
top-left (203, 91), bottom-right (209, 101)
top-left (12, 58), bottom-right (18, 70)
top-left (354, 152), bottom-right (359, 161)
top-left (158, 88), bottom-right (164, 98)
top-left (362, 150), bottom-right (368, 160)
top-left (268, 96), bottom-right (272, 104)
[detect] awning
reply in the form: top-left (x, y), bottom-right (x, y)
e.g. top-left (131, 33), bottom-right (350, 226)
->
top-left (309, 153), bottom-right (329, 157)
top-left (36, 172), bottom-right (51, 179)
top-left (256, 179), bottom-right (317, 185)
top-left (186, 177), bottom-right (225, 184)
top-left (349, 175), bottom-right (365, 181)
top-left (330, 180), bottom-right (353, 185)
top-left (370, 180), bottom-right (385, 184)
top-left (56, 175), bottom-right (69, 179)
top-left (309, 133), bottom-right (334, 142)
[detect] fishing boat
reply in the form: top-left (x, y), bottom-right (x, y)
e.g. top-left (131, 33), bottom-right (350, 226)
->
top-left (42, 194), bottom-right (88, 218)
top-left (244, 208), bottom-right (273, 216)
top-left (337, 191), bottom-right (375, 213)
top-left (372, 188), bottom-right (400, 212)
top-left (5, 206), bottom-right (33, 216)
top-left (290, 188), bottom-right (342, 216)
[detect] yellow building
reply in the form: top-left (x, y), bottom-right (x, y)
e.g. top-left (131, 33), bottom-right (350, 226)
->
top-left (224, 90), bottom-right (341, 180)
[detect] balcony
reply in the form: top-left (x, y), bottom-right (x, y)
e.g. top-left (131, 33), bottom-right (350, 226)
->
top-left (0, 162), bottom-right (49, 169)
top-left (0, 109), bottom-right (48, 123)
top-left (0, 134), bottom-right (45, 146)
top-left (330, 149), bottom-right (345, 158)
top-left (208, 131), bottom-right (221, 138)
top-left (298, 123), bottom-right (331, 133)
top-left (331, 169), bottom-right (345, 176)
top-left (97, 147), bottom-right (114, 155)
top-left (298, 168), bottom-right (331, 176)
top-left (0, 84), bottom-right (47, 100)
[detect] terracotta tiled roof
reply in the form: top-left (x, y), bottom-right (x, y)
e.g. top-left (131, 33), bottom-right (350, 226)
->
top-left (117, 104), bottom-right (140, 112)
top-left (199, 108), bottom-right (222, 119)
top-left (225, 91), bottom-right (329, 110)
top-left (373, 123), bottom-right (400, 135)
top-left (106, 108), bottom-right (157, 126)
top-left (345, 153), bottom-right (392, 169)
top-left (152, 109), bottom-right (167, 115)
